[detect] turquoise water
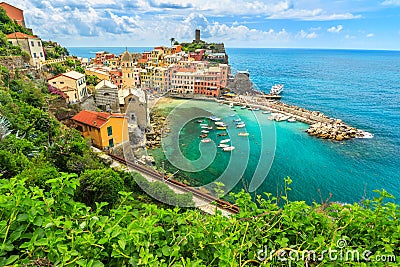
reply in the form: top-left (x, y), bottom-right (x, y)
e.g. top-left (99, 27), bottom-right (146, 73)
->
top-left (69, 47), bottom-right (400, 204)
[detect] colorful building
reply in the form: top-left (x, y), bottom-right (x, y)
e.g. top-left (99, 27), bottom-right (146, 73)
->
top-left (0, 2), bottom-right (25, 27)
top-left (6, 32), bottom-right (45, 67)
top-left (72, 110), bottom-right (129, 150)
top-left (48, 71), bottom-right (88, 103)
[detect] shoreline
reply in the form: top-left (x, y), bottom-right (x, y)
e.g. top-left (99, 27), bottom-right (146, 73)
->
top-left (150, 93), bottom-right (373, 141)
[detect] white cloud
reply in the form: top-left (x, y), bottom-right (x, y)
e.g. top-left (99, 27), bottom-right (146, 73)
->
top-left (345, 34), bottom-right (355, 39)
top-left (366, 33), bottom-right (374, 38)
top-left (297, 30), bottom-right (318, 39)
top-left (327, 25), bottom-right (344, 33)
top-left (381, 0), bottom-right (400, 6)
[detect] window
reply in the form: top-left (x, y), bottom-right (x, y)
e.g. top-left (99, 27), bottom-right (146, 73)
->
top-left (108, 138), bottom-right (114, 148)
top-left (31, 41), bottom-right (34, 47)
top-left (38, 42), bottom-right (41, 46)
top-left (60, 81), bottom-right (64, 84)
top-left (33, 53), bottom-right (37, 58)
top-left (107, 126), bottom-right (112, 136)
top-left (40, 52), bottom-right (43, 58)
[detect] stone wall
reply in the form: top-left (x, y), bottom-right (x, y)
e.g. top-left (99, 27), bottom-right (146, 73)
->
top-left (0, 56), bottom-right (29, 69)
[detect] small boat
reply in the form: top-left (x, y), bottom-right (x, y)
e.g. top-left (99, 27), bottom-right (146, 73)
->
top-left (220, 139), bottom-right (231, 144)
top-left (207, 126), bottom-right (213, 130)
top-left (218, 144), bottom-right (230, 148)
top-left (201, 138), bottom-right (212, 143)
top-left (238, 132), bottom-right (249, 136)
top-left (201, 126), bottom-right (209, 129)
top-left (236, 123), bottom-right (245, 128)
top-left (215, 122), bottom-right (226, 126)
top-left (209, 116), bottom-right (221, 121)
top-left (200, 123), bottom-right (208, 126)
top-left (262, 110), bottom-right (271, 114)
top-left (287, 117), bottom-right (297, 123)
top-left (216, 126), bottom-right (227, 130)
top-left (270, 84), bottom-right (284, 95)
top-left (230, 114), bottom-right (236, 117)
top-left (234, 119), bottom-right (242, 122)
top-left (201, 130), bottom-right (209, 133)
top-left (200, 133), bottom-right (208, 138)
top-left (241, 106), bottom-right (247, 109)
top-left (197, 120), bottom-right (204, 123)
top-left (249, 107), bottom-right (260, 111)
top-left (223, 146), bottom-right (235, 152)
top-left (218, 132), bottom-right (228, 136)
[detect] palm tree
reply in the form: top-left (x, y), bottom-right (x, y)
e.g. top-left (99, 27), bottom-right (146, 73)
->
top-left (0, 115), bottom-right (12, 140)
top-left (170, 37), bottom-right (175, 47)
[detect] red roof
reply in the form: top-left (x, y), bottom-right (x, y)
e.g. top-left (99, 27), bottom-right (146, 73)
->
top-left (72, 110), bottom-right (125, 128)
top-left (6, 32), bottom-right (37, 39)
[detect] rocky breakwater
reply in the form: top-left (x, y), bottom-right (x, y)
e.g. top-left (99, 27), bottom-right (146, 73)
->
top-left (307, 120), bottom-right (363, 141)
top-left (146, 112), bottom-right (169, 149)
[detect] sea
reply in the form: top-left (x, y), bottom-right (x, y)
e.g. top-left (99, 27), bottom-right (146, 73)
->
top-left (69, 47), bottom-right (400, 204)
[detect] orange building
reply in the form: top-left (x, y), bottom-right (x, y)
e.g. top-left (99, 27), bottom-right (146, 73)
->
top-left (72, 110), bottom-right (129, 150)
top-left (0, 2), bottom-right (25, 27)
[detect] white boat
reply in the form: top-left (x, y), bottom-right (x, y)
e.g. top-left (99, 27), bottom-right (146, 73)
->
top-left (270, 84), bottom-right (284, 95)
top-left (218, 144), bottom-right (230, 148)
top-left (207, 126), bottom-right (213, 130)
top-left (215, 122), bottom-right (227, 126)
top-left (201, 138), bottom-right (212, 143)
top-left (236, 123), bottom-right (246, 128)
top-left (201, 126), bottom-right (209, 129)
top-left (201, 130), bottom-right (209, 133)
top-left (230, 114), bottom-right (236, 117)
top-left (287, 117), bottom-right (297, 123)
top-left (238, 132), bottom-right (249, 136)
top-left (223, 146), bottom-right (235, 152)
top-left (220, 139), bottom-right (231, 144)
top-left (209, 116), bottom-right (221, 121)
top-left (262, 110), bottom-right (271, 114)
top-left (197, 120), bottom-right (204, 123)
top-left (234, 118), bottom-right (242, 122)
top-left (200, 123), bottom-right (208, 126)
top-left (241, 106), bottom-right (247, 109)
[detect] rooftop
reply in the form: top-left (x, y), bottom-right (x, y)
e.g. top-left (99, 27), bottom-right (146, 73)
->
top-left (6, 32), bottom-right (37, 39)
top-left (72, 110), bottom-right (125, 128)
top-left (63, 70), bottom-right (85, 80)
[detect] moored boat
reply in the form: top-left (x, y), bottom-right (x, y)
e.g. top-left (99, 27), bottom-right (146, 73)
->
top-left (223, 146), bottom-right (235, 152)
top-left (218, 144), bottom-right (230, 148)
top-left (236, 123), bottom-right (246, 128)
top-left (238, 132), bottom-right (249, 136)
top-left (216, 126), bottom-right (227, 130)
top-left (201, 138), bottom-right (212, 143)
top-left (201, 130), bottom-right (209, 133)
top-left (218, 132), bottom-right (228, 136)
top-left (200, 133), bottom-right (208, 138)
top-left (220, 139), bottom-right (231, 144)
top-left (287, 117), bottom-right (297, 123)
top-left (270, 84), bottom-right (284, 95)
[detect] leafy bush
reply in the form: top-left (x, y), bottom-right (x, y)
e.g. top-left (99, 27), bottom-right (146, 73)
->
top-left (0, 174), bottom-right (399, 266)
top-left (76, 169), bottom-right (124, 210)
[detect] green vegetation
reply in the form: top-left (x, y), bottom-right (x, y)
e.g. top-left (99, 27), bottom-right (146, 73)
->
top-left (0, 7), bottom-right (30, 57)
top-left (42, 40), bottom-right (69, 60)
top-left (0, 54), bottom-right (399, 265)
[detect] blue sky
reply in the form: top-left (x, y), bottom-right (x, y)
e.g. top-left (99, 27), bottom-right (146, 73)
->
top-left (7, 0), bottom-right (400, 50)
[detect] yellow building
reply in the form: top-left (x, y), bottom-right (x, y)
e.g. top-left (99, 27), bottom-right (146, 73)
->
top-left (48, 70), bottom-right (88, 103)
top-left (85, 68), bottom-right (111, 81)
top-left (72, 110), bottom-right (129, 150)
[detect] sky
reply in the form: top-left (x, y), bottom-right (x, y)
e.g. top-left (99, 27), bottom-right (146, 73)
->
top-left (7, 0), bottom-right (400, 50)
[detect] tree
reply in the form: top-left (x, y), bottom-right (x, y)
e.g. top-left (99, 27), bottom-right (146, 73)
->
top-left (170, 37), bottom-right (175, 46)
top-left (75, 169), bottom-right (124, 209)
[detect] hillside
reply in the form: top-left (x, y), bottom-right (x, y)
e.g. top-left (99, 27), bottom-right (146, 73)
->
top-left (0, 8), bottom-right (399, 267)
